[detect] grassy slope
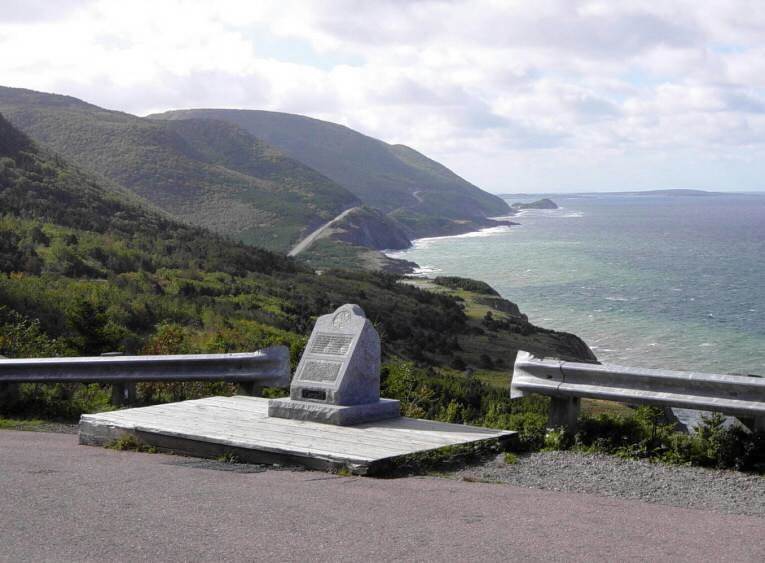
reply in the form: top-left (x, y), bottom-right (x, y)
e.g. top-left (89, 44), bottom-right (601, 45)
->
top-left (0, 86), bottom-right (359, 252)
top-left (151, 109), bottom-right (512, 238)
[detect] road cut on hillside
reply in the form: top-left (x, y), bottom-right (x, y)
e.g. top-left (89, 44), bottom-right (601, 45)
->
top-left (288, 206), bottom-right (359, 256)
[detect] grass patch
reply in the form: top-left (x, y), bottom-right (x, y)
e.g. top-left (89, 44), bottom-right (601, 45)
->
top-left (503, 452), bottom-right (519, 465)
top-left (106, 434), bottom-right (158, 453)
top-left (0, 417), bottom-right (47, 430)
top-left (215, 451), bottom-right (240, 464)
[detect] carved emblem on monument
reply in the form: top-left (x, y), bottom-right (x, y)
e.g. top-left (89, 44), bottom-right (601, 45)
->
top-left (332, 309), bottom-right (352, 328)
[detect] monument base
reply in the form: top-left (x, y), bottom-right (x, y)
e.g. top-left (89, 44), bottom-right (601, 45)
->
top-left (268, 397), bottom-right (401, 426)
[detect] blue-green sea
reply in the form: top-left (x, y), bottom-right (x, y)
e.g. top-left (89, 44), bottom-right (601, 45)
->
top-left (388, 193), bottom-right (765, 375)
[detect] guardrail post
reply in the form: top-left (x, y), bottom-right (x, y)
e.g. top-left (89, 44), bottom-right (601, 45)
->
top-left (101, 353), bottom-right (137, 407)
top-left (0, 382), bottom-right (20, 408)
top-left (237, 382), bottom-right (264, 397)
top-left (0, 354), bottom-right (19, 410)
top-left (755, 416), bottom-right (765, 433)
top-left (549, 396), bottom-right (580, 433)
top-left (110, 383), bottom-right (137, 407)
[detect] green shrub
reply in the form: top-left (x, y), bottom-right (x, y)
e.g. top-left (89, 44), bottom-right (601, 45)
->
top-left (433, 276), bottom-right (499, 296)
top-left (573, 409), bottom-right (765, 473)
top-left (544, 428), bottom-right (574, 450)
top-left (503, 452), bottom-right (519, 464)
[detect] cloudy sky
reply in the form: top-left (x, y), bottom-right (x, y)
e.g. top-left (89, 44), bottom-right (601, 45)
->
top-left (2, 1), bottom-right (764, 193)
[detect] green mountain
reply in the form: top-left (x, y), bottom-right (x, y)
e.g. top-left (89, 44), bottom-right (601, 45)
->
top-left (150, 109), bottom-right (512, 238)
top-left (0, 86), bottom-right (359, 252)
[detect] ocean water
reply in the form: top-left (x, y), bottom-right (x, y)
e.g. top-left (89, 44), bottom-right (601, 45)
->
top-left (388, 193), bottom-right (765, 376)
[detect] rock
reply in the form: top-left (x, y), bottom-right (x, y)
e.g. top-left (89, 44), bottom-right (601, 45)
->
top-left (329, 206), bottom-right (411, 250)
top-left (511, 198), bottom-right (558, 210)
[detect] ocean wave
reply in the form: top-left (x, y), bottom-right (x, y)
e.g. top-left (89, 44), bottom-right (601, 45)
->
top-left (411, 265), bottom-right (441, 277)
top-left (385, 221), bottom-right (524, 258)
top-left (399, 225), bottom-right (514, 251)
top-left (395, 264), bottom-right (442, 278)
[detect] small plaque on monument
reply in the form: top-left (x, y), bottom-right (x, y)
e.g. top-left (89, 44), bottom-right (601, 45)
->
top-left (267, 304), bottom-right (401, 425)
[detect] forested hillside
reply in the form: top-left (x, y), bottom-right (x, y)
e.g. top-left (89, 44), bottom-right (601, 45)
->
top-left (151, 109), bottom-right (513, 238)
top-left (0, 86), bottom-right (359, 252)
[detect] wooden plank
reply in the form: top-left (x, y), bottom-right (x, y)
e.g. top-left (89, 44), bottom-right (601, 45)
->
top-left (80, 396), bottom-right (515, 474)
top-left (87, 401), bottom-right (509, 455)
top-left (86, 408), bottom-right (497, 454)
top-left (206, 396), bottom-right (506, 441)
top-left (189, 399), bottom-right (484, 445)
top-left (95, 397), bottom-right (501, 448)
top-left (84, 412), bottom-right (399, 458)
top-left (86, 405), bottom-right (434, 454)
top-left (84, 411), bottom-right (418, 458)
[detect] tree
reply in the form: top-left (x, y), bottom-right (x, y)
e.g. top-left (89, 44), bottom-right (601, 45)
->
top-left (0, 229), bottom-right (23, 273)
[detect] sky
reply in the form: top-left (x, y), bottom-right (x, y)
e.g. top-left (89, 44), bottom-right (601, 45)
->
top-left (1, 0), bottom-right (764, 193)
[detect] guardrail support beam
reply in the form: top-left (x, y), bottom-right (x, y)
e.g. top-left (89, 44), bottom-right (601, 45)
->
top-left (111, 382), bottom-right (137, 407)
top-left (549, 396), bottom-right (580, 433)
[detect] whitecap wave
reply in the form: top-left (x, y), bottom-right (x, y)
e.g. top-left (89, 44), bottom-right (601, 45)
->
top-left (411, 265), bottom-right (441, 276)
top-left (397, 225), bottom-right (514, 252)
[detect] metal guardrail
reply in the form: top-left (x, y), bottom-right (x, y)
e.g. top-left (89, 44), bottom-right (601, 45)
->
top-left (0, 346), bottom-right (291, 405)
top-left (511, 351), bottom-right (765, 432)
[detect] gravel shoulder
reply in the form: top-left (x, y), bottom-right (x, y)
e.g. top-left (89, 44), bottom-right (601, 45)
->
top-left (455, 450), bottom-right (765, 517)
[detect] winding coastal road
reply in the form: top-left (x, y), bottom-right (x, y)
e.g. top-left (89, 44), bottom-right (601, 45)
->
top-left (287, 207), bottom-right (359, 257)
top-left (2, 430), bottom-right (763, 562)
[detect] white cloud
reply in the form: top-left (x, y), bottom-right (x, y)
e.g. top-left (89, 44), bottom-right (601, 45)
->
top-left (0, 0), bottom-right (764, 192)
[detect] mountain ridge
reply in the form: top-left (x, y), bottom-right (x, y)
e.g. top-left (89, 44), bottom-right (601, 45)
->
top-left (0, 86), bottom-right (360, 252)
top-left (0, 86), bottom-right (513, 270)
top-left (150, 108), bottom-right (512, 238)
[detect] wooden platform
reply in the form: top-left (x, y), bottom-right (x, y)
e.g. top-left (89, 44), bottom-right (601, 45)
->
top-left (79, 396), bottom-right (516, 475)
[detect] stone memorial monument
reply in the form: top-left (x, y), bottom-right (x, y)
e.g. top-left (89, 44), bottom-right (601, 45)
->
top-left (268, 304), bottom-right (401, 425)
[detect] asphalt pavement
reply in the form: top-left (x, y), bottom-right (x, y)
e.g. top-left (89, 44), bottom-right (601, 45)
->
top-left (1, 430), bottom-right (763, 562)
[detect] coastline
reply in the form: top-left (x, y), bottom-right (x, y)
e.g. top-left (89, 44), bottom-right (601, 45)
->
top-left (384, 220), bottom-right (518, 276)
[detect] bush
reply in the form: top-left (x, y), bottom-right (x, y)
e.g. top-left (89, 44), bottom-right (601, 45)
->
top-left (6, 382), bottom-right (112, 419)
top-left (0, 306), bottom-right (67, 358)
top-left (433, 276), bottom-right (499, 296)
top-left (571, 409), bottom-right (765, 473)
